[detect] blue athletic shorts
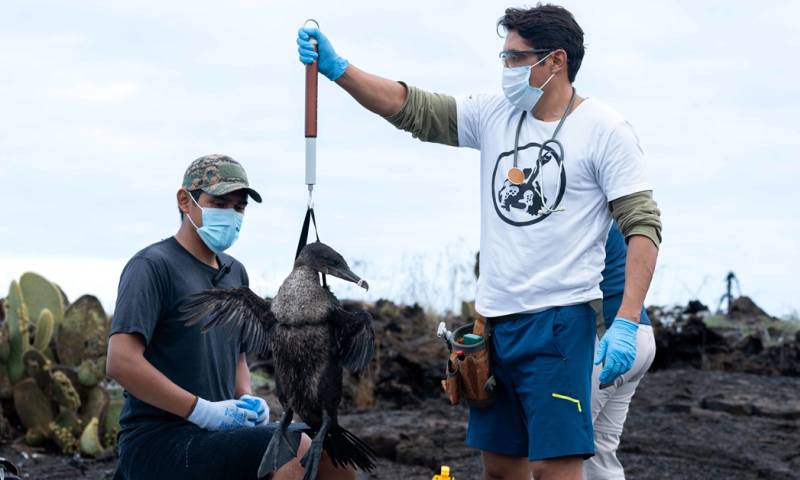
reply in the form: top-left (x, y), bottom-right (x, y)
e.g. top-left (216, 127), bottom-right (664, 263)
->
top-left (466, 302), bottom-right (597, 461)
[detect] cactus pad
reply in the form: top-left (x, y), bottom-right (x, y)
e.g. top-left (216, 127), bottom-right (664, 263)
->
top-left (81, 386), bottom-right (109, 425)
top-left (23, 349), bottom-right (51, 392)
top-left (0, 326), bottom-right (9, 362)
top-left (6, 280), bottom-right (29, 383)
top-left (79, 417), bottom-right (106, 456)
top-left (0, 368), bottom-right (12, 400)
top-left (34, 308), bottom-right (55, 352)
top-left (56, 295), bottom-right (107, 365)
top-left (77, 357), bottom-right (106, 387)
top-left (50, 370), bottom-right (81, 411)
top-left (13, 378), bottom-right (53, 435)
top-left (19, 272), bottom-right (64, 327)
top-left (49, 420), bottom-right (78, 454)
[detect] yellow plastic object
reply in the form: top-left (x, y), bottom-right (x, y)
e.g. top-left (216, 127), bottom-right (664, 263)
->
top-left (433, 465), bottom-right (454, 480)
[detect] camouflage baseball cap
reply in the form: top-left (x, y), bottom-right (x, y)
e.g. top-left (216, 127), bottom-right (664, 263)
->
top-left (182, 154), bottom-right (262, 203)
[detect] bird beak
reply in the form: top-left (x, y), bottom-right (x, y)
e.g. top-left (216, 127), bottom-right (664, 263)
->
top-left (326, 266), bottom-right (369, 291)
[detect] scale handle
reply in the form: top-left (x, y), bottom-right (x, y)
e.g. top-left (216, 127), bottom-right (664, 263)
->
top-left (304, 19), bottom-right (319, 188)
top-left (305, 41), bottom-right (318, 138)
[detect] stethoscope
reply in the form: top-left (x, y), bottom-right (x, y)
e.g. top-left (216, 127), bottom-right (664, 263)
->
top-left (507, 87), bottom-right (577, 215)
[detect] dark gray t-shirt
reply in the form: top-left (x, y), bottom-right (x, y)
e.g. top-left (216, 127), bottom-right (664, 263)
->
top-left (109, 237), bottom-right (248, 440)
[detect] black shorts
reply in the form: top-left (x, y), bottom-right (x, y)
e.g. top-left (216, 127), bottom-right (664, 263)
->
top-left (113, 421), bottom-right (307, 480)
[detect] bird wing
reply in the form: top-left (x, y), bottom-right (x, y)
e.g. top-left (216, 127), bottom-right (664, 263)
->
top-left (330, 303), bottom-right (375, 373)
top-left (181, 287), bottom-right (274, 352)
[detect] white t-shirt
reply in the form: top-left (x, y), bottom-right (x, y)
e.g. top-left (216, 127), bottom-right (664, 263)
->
top-left (456, 94), bottom-right (651, 317)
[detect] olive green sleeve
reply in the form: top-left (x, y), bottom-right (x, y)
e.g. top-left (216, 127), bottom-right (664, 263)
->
top-left (609, 190), bottom-right (662, 248)
top-left (383, 82), bottom-right (459, 146)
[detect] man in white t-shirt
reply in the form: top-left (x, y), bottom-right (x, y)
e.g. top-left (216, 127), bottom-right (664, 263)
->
top-left (296, 5), bottom-right (661, 480)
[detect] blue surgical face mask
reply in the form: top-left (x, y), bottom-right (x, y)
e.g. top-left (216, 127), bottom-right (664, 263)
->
top-left (186, 192), bottom-right (243, 253)
top-left (502, 52), bottom-right (555, 112)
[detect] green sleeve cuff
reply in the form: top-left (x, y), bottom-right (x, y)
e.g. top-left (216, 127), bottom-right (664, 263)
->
top-left (609, 190), bottom-right (662, 248)
top-left (383, 82), bottom-right (458, 146)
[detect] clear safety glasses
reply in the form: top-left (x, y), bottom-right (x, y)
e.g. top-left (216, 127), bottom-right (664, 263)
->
top-left (499, 49), bottom-right (552, 68)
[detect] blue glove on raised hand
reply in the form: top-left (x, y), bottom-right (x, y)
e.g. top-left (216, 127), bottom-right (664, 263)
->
top-left (187, 397), bottom-right (257, 431)
top-left (297, 27), bottom-right (349, 81)
top-left (594, 317), bottom-right (639, 385)
top-left (236, 394), bottom-right (269, 426)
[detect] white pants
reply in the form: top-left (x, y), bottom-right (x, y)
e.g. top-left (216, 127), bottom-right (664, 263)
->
top-left (583, 325), bottom-right (656, 480)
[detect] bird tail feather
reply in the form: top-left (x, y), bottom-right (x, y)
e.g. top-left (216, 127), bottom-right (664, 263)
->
top-left (323, 424), bottom-right (377, 471)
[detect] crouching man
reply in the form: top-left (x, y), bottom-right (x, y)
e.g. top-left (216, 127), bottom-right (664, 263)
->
top-left (107, 154), bottom-right (354, 480)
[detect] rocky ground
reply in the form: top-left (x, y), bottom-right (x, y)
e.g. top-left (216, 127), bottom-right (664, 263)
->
top-left (348, 368), bottom-right (800, 480)
top-left (2, 368), bottom-right (797, 479)
top-left (0, 298), bottom-right (797, 479)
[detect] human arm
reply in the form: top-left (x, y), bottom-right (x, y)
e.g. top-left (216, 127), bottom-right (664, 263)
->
top-left (106, 333), bottom-right (257, 428)
top-left (595, 193), bottom-right (660, 384)
top-left (616, 235), bottom-right (658, 323)
top-left (297, 27), bottom-right (405, 116)
top-left (106, 332), bottom-right (197, 418)
top-left (594, 120), bottom-right (662, 384)
top-left (609, 190), bottom-right (661, 323)
top-left (298, 27), bottom-right (460, 146)
top-left (235, 352), bottom-right (252, 398)
top-left (336, 64), bottom-right (407, 117)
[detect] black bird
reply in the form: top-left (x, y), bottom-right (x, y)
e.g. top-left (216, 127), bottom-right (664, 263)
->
top-left (183, 241), bottom-right (376, 480)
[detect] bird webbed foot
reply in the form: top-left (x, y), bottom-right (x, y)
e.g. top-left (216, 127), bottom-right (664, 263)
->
top-left (257, 410), bottom-right (300, 478)
top-left (300, 412), bottom-right (333, 480)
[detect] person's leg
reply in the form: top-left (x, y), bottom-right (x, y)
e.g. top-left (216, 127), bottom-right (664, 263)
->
top-left (482, 451), bottom-right (530, 480)
top-left (509, 304), bottom-right (596, 479)
top-left (288, 433), bottom-right (355, 480)
top-left (467, 317), bottom-right (532, 480)
top-left (530, 456), bottom-right (583, 480)
top-left (583, 325), bottom-right (655, 480)
top-left (117, 421), bottom-right (355, 480)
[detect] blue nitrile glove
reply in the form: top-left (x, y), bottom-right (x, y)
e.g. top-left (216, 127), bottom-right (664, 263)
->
top-left (187, 397), bottom-right (257, 431)
top-left (297, 27), bottom-right (349, 81)
top-left (236, 394), bottom-right (269, 426)
top-left (594, 317), bottom-right (639, 385)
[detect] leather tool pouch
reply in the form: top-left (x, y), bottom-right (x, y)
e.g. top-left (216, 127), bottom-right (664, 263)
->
top-left (441, 316), bottom-right (495, 408)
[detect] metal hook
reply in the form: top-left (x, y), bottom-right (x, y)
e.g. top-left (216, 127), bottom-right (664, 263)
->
top-left (307, 187), bottom-right (314, 209)
top-left (303, 18), bottom-right (320, 29)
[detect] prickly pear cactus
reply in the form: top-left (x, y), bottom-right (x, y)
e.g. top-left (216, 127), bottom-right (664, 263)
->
top-left (6, 280), bottom-right (29, 384)
top-left (1, 277), bottom-right (124, 454)
top-left (25, 427), bottom-right (48, 447)
top-left (55, 408), bottom-right (82, 437)
top-left (0, 368), bottom-right (11, 400)
top-left (49, 420), bottom-right (78, 454)
top-left (19, 272), bottom-right (64, 327)
top-left (81, 386), bottom-right (109, 425)
top-left (49, 409), bottom-right (83, 454)
top-left (23, 349), bottom-right (51, 393)
top-left (56, 295), bottom-right (107, 366)
top-left (77, 357), bottom-right (106, 387)
top-left (13, 378), bottom-right (53, 446)
top-left (0, 324), bottom-right (9, 362)
top-left (34, 309), bottom-right (55, 352)
top-left (0, 403), bottom-right (12, 442)
top-left (50, 370), bottom-right (81, 411)
top-left (102, 388), bottom-right (123, 449)
top-left (79, 417), bottom-right (106, 456)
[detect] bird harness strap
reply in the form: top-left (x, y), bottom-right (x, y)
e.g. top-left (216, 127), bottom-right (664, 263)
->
top-left (295, 206), bottom-right (327, 288)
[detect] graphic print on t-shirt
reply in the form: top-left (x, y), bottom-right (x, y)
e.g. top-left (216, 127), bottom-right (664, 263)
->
top-left (491, 141), bottom-right (566, 226)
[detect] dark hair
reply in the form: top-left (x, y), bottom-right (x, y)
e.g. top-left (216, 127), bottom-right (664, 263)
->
top-left (498, 4), bottom-right (585, 83)
top-left (179, 189), bottom-right (203, 221)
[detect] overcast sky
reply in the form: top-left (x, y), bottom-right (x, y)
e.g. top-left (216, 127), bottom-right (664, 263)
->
top-left (2, 0), bottom-right (798, 317)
